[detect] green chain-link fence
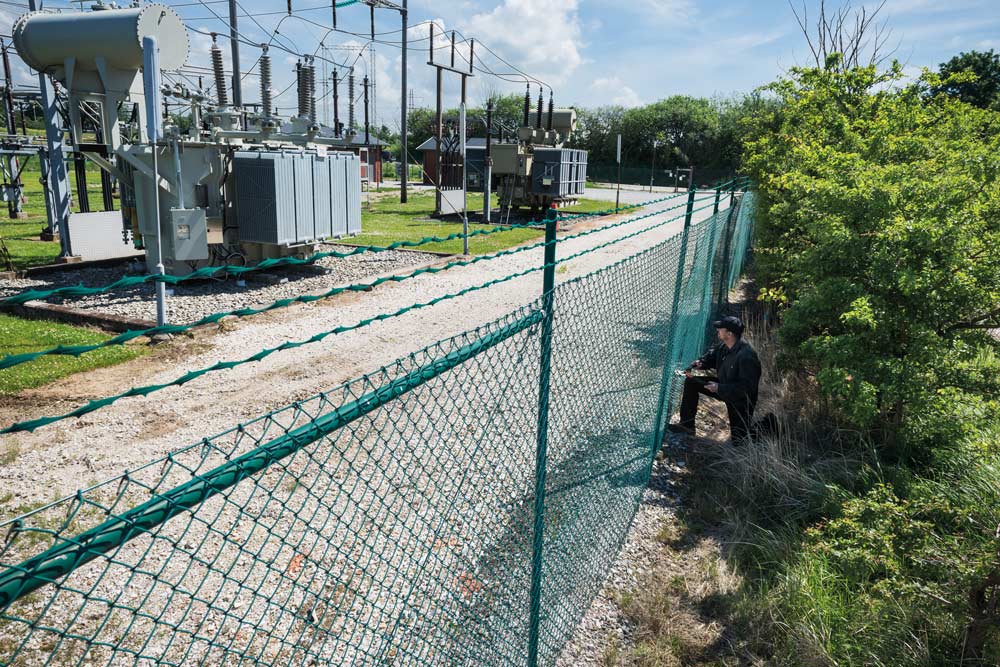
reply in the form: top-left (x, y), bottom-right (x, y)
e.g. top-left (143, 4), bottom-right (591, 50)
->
top-left (0, 188), bottom-right (754, 667)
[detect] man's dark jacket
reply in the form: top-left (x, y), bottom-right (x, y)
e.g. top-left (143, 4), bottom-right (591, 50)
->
top-left (697, 339), bottom-right (762, 407)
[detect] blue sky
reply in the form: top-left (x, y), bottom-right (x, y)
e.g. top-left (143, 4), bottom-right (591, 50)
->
top-left (2, 0), bottom-right (999, 132)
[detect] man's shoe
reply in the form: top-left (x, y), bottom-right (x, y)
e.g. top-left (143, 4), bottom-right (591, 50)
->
top-left (667, 423), bottom-right (695, 435)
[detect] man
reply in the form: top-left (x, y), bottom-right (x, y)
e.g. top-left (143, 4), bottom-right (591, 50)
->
top-left (669, 315), bottom-right (761, 443)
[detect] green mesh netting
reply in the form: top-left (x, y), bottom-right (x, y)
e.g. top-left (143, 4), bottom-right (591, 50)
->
top-left (0, 191), bottom-right (755, 667)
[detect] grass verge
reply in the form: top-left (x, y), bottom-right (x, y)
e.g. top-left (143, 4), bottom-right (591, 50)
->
top-left (355, 193), bottom-right (542, 254)
top-left (0, 315), bottom-right (147, 394)
top-left (354, 192), bottom-right (620, 255)
top-left (0, 158), bottom-right (107, 270)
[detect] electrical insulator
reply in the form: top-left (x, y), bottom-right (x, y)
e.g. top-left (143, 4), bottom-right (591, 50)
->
top-left (522, 83), bottom-right (530, 128)
top-left (260, 47), bottom-right (272, 118)
top-left (348, 69), bottom-right (356, 132)
top-left (211, 35), bottom-right (228, 107)
top-left (536, 86), bottom-right (543, 129)
top-left (297, 58), bottom-right (315, 120)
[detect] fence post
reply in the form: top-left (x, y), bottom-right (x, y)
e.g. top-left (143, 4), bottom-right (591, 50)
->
top-left (649, 187), bottom-right (696, 451)
top-left (712, 186), bottom-right (721, 216)
top-left (716, 189), bottom-right (740, 304)
top-left (527, 213), bottom-right (558, 667)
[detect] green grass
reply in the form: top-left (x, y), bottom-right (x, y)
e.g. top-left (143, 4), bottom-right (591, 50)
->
top-left (0, 238), bottom-right (60, 270)
top-left (0, 158), bottom-right (106, 270)
top-left (353, 193), bottom-right (619, 255)
top-left (0, 315), bottom-right (147, 394)
top-left (558, 198), bottom-right (636, 215)
top-left (354, 193), bottom-right (543, 255)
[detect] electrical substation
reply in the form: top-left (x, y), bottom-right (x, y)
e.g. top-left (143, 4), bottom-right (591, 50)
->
top-left (492, 87), bottom-right (587, 214)
top-left (425, 27), bottom-right (589, 226)
top-left (10, 3), bottom-right (364, 276)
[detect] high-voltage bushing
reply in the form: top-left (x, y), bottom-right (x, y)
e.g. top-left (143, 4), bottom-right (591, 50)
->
top-left (211, 35), bottom-right (228, 107)
top-left (296, 56), bottom-right (316, 119)
top-left (536, 86), bottom-right (543, 130)
top-left (522, 82), bottom-right (530, 127)
top-left (348, 69), bottom-right (356, 133)
top-left (547, 90), bottom-right (554, 131)
top-left (297, 56), bottom-right (316, 123)
top-left (259, 47), bottom-right (272, 118)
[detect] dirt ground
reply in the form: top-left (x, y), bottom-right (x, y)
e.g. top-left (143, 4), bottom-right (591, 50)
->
top-left (556, 400), bottom-right (759, 667)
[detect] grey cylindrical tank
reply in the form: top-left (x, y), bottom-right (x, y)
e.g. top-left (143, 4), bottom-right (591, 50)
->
top-left (12, 4), bottom-right (188, 73)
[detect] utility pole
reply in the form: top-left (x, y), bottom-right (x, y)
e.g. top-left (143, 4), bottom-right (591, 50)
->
top-left (332, 70), bottom-right (340, 136)
top-left (434, 60), bottom-right (442, 214)
top-left (400, 0), bottom-right (408, 202)
top-left (484, 97), bottom-right (493, 223)
top-left (228, 0), bottom-right (242, 108)
top-left (28, 0), bottom-right (73, 258)
top-left (363, 75), bottom-right (370, 144)
top-left (615, 133), bottom-right (622, 214)
top-left (428, 25), bottom-right (474, 217)
top-left (649, 139), bottom-right (657, 193)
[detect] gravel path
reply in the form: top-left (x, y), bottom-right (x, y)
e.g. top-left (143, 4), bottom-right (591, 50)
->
top-left (0, 244), bottom-right (440, 325)
top-left (555, 450), bottom-right (687, 666)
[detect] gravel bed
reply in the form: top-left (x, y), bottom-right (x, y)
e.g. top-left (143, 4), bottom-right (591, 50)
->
top-left (0, 244), bottom-right (441, 325)
top-left (555, 439), bottom-right (688, 666)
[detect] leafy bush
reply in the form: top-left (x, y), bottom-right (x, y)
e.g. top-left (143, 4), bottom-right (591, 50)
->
top-left (744, 58), bottom-right (1000, 450)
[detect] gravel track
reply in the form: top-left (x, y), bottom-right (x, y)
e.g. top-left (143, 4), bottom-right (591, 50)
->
top-left (0, 244), bottom-right (440, 325)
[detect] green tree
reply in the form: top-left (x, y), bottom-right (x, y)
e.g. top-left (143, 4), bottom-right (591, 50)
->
top-left (745, 56), bottom-right (1000, 440)
top-left (935, 49), bottom-right (1000, 109)
top-left (571, 105), bottom-right (626, 163)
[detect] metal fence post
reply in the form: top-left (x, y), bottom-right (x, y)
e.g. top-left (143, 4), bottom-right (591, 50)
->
top-left (650, 188), bottom-right (695, 451)
top-left (715, 189), bottom-right (740, 305)
top-left (712, 186), bottom-right (721, 216)
top-left (527, 214), bottom-right (558, 667)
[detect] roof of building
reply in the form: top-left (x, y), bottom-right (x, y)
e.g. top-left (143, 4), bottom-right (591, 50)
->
top-left (415, 137), bottom-right (488, 151)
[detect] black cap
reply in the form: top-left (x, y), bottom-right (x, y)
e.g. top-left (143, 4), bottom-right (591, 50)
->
top-left (712, 315), bottom-right (744, 336)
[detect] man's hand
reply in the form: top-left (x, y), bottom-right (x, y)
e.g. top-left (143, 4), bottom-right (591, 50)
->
top-left (705, 382), bottom-right (719, 393)
top-left (692, 360), bottom-right (703, 369)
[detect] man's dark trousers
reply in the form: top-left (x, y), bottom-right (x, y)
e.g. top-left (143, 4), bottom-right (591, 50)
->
top-left (678, 377), bottom-right (755, 442)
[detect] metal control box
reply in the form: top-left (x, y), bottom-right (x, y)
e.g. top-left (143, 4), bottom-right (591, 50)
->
top-left (168, 208), bottom-right (209, 261)
top-left (491, 144), bottom-right (532, 177)
top-left (233, 150), bottom-right (361, 246)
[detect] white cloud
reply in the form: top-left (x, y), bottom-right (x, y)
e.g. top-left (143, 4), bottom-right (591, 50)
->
top-left (458, 0), bottom-right (584, 87)
top-left (591, 77), bottom-right (643, 107)
top-left (627, 0), bottom-right (696, 21)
